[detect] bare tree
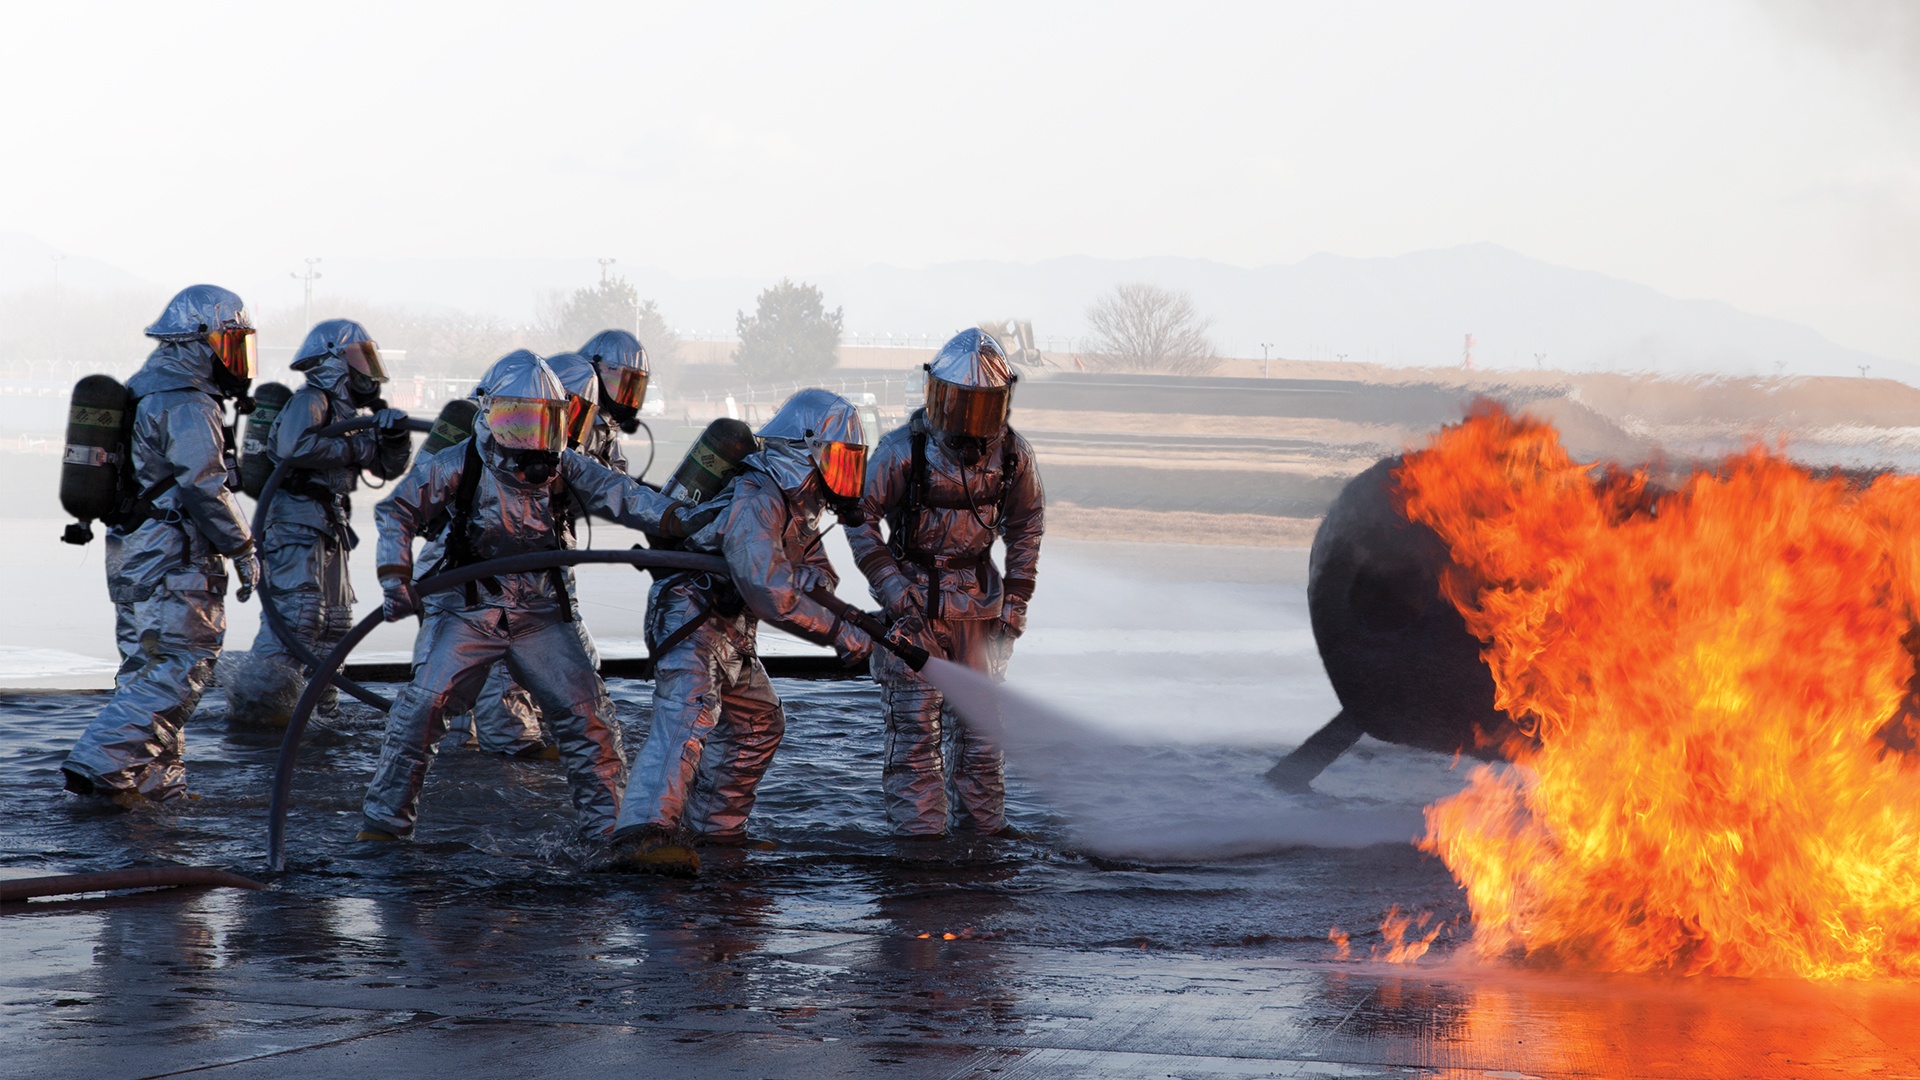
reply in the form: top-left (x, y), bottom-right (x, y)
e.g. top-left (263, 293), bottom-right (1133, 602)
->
top-left (1083, 283), bottom-right (1219, 375)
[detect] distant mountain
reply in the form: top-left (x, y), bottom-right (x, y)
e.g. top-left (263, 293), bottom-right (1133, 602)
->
top-left (5, 236), bottom-right (1905, 383)
top-left (285, 245), bottom-right (1910, 382)
top-left (0, 232), bottom-right (156, 294)
top-left (807, 246), bottom-right (1913, 383)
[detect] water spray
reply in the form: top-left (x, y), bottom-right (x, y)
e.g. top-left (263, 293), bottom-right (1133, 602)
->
top-left (265, 547), bottom-right (729, 871)
top-left (249, 414), bottom-right (435, 712)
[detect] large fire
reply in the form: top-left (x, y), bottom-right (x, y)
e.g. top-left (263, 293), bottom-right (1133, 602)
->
top-left (1397, 405), bottom-right (1920, 980)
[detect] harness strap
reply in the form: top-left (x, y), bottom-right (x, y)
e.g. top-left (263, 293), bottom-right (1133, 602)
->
top-left (892, 413), bottom-right (1024, 622)
top-left (547, 481), bottom-right (576, 623)
top-left (446, 438), bottom-right (487, 607)
top-left (651, 596), bottom-right (716, 659)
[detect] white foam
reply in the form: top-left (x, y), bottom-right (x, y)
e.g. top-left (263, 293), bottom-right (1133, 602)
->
top-left (0, 647), bottom-right (118, 680)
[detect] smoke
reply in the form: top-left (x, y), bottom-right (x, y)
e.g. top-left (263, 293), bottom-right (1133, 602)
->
top-left (920, 658), bottom-right (1425, 861)
top-left (216, 649), bottom-right (306, 729)
top-left (1755, 0), bottom-right (1920, 100)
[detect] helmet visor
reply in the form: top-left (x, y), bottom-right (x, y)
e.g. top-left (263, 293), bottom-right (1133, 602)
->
top-left (601, 365), bottom-right (648, 410)
top-left (813, 440), bottom-right (867, 500)
top-left (564, 394), bottom-right (598, 449)
top-left (207, 327), bottom-right (257, 381)
top-left (926, 378), bottom-right (1009, 439)
top-left (341, 340), bottom-right (389, 383)
top-left (486, 396), bottom-right (568, 453)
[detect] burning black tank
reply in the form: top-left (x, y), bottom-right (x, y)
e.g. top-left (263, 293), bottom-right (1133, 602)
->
top-left (1266, 456), bottom-right (1527, 792)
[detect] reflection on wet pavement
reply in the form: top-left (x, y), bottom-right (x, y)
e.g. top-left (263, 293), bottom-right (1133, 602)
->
top-left (6, 682), bottom-right (1920, 1077)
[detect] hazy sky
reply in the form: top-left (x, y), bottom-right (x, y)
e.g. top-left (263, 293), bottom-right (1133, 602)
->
top-left (3, 0), bottom-right (1916, 359)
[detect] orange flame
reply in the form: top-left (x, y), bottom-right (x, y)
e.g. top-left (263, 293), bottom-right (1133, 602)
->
top-left (1377, 906), bottom-right (1441, 964)
top-left (1398, 405), bottom-right (1920, 980)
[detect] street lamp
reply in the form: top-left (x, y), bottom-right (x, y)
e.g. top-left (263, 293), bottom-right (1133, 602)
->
top-left (1259, 342), bottom-right (1274, 378)
top-left (598, 257), bottom-right (617, 284)
top-left (289, 258), bottom-right (322, 330)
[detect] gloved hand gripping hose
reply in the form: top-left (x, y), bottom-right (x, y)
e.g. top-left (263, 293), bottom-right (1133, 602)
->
top-left (265, 547), bottom-right (731, 871)
top-left (805, 585), bottom-right (931, 671)
top-left (249, 415), bottom-right (434, 711)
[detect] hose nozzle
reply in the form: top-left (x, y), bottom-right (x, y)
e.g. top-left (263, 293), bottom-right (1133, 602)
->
top-left (805, 585), bottom-right (929, 671)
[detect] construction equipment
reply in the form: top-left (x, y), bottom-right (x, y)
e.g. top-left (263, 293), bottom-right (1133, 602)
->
top-left (978, 319), bottom-right (1051, 370)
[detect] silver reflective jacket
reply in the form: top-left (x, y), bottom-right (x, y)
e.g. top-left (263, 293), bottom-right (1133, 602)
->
top-left (109, 342), bottom-right (253, 602)
top-left (376, 415), bottom-right (677, 617)
top-left (649, 439), bottom-right (846, 650)
top-left (266, 350), bottom-right (411, 538)
top-left (845, 412), bottom-right (1044, 621)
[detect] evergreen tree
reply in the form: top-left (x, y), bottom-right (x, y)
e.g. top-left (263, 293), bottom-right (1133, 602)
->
top-left (732, 278), bottom-right (842, 382)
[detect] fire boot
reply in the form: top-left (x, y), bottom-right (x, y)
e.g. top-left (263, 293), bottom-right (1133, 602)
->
top-left (602, 824), bottom-right (700, 877)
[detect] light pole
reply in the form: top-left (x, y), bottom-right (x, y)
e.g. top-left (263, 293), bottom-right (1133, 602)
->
top-left (1859, 365), bottom-right (1872, 379)
top-left (290, 258), bottom-right (322, 330)
top-left (1260, 342), bottom-right (1274, 378)
top-left (598, 257), bottom-right (617, 284)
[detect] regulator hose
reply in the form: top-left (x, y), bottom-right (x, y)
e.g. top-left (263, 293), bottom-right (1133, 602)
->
top-left (250, 414), bottom-right (434, 711)
top-left (265, 546), bottom-right (731, 871)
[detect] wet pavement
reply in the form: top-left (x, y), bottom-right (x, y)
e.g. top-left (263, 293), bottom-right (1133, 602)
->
top-left (10, 677), bottom-right (1920, 1077)
top-left (9, 535), bottom-right (1920, 1077)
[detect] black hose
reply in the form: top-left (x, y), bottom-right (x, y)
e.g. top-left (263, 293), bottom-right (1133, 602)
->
top-left (265, 546), bottom-right (730, 871)
top-left (2, 867), bottom-right (268, 904)
top-left (250, 415), bottom-right (434, 711)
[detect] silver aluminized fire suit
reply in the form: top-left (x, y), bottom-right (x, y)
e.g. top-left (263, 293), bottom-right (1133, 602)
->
top-left (468, 403), bottom-right (630, 755)
top-left (244, 345), bottom-right (410, 715)
top-left (846, 410), bottom-right (1045, 835)
top-left (63, 342), bottom-right (255, 801)
top-left (360, 416), bottom-right (681, 839)
top-left (615, 430), bottom-right (868, 843)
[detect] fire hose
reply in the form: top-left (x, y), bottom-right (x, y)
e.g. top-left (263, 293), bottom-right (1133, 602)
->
top-left (2, 867), bottom-right (267, 905)
top-left (249, 414), bottom-right (435, 711)
top-left (265, 547), bottom-right (731, 872)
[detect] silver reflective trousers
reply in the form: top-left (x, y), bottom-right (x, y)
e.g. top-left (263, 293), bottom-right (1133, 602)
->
top-left (241, 523), bottom-right (354, 717)
top-left (873, 616), bottom-right (1013, 836)
top-left (64, 575), bottom-right (226, 801)
top-left (467, 618), bottom-right (601, 755)
top-left (613, 616), bottom-right (785, 841)
top-left (361, 606), bottom-right (626, 838)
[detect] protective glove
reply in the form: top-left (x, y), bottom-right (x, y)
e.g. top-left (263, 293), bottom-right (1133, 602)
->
top-left (373, 408), bottom-right (410, 433)
top-left (791, 563), bottom-right (835, 599)
top-left (380, 576), bottom-right (418, 623)
top-left (232, 548), bottom-right (261, 603)
top-left (659, 500), bottom-right (723, 540)
top-left (833, 623), bottom-right (874, 669)
top-left (999, 596), bottom-right (1028, 640)
top-left (875, 572), bottom-right (924, 622)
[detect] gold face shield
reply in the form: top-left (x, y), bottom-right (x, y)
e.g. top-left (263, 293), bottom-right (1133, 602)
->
top-left (813, 439), bottom-right (867, 500)
top-left (339, 340), bottom-right (389, 383)
top-left (485, 396), bottom-right (568, 453)
top-left (206, 327), bottom-right (258, 381)
top-left (925, 378), bottom-right (1010, 438)
top-left (600, 365), bottom-right (648, 410)
top-left (563, 393), bottom-right (598, 449)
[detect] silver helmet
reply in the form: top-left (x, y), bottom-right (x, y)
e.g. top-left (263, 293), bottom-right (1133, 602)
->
top-left (925, 328), bottom-right (1014, 439)
top-left (542, 351), bottom-right (600, 449)
top-left (145, 284), bottom-right (256, 388)
top-left (757, 388), bottom-right (866, 501)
